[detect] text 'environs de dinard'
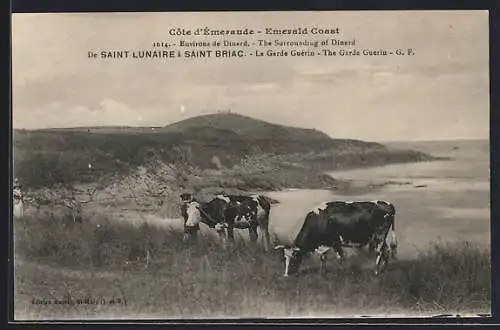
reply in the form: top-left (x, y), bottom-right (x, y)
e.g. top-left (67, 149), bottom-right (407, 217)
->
top-left (173, 39), bottom-right (356, 48)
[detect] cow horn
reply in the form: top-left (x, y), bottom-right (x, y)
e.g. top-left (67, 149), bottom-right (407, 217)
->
top-left (293, 247), bottom-right (301, 252)
top-left (274, 245), bottom-right (285, 250)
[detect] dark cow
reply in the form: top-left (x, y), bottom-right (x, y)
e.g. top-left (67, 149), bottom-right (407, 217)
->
top-left (181, 193), bottom-right (231, 243)
top-left (274, 200), bottom-right (397, 276)
top-left (224, 194), bottom-right (272, 251)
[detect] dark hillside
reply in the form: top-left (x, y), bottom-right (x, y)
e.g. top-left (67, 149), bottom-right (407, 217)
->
top-left (13, 113), bottom-right (438, 189)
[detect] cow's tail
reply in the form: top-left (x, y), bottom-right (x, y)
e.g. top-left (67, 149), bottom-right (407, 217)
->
top-left (257, 195), bottom-right (271, 219)
top-left (255, 195), bottom-right (272, 251)
top-left (389, 203), bottom-right (396, 231)
top-left (386, 203), bottom-right (397, 255)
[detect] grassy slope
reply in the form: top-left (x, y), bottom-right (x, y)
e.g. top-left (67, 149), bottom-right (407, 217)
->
top-left (14, 213), bottom-right (491, 319)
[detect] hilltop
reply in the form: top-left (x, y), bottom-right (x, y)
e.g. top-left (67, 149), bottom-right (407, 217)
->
top-left (13, 113), bottom-right (438, 196)
top-left (160, 113), bottom-right (332, 142)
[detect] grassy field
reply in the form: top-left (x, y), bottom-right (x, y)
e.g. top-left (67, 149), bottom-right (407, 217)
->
top-left (14, 211), bottom-right (491, 319)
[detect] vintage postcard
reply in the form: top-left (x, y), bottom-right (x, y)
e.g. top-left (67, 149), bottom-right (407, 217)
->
top-left (11, 10), bottom-right (491, 320)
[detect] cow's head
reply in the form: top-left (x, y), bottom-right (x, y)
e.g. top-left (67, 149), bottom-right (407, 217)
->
top-left (274, 245), bottom-right (302, 277)
top-left (180, 193), bottom-right (194, 204)
top-left (185, 201), bottom-right (202, 230)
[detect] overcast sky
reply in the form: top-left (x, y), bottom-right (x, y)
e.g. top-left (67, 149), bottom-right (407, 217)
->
top-left (12, 11), bottom-right (489, 141)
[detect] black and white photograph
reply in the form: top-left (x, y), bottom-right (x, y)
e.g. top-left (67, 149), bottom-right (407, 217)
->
top-left (11, 10), bottom-right (491, 320)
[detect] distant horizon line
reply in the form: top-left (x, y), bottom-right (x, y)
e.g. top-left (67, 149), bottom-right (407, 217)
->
top-left (374, 137), bottom-right (489, 143)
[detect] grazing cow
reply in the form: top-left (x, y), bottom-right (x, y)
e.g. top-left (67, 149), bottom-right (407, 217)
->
top-left (13, 179), bottom-right (24, 219)
top-left (274, 200), bottom-right (397, 277)
top-left (181, 193), bottom-right (231, 243)
top-left (224, 194), bottom-right (272, 251)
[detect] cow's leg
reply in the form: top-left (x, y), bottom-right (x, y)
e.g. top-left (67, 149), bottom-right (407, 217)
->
top-left (381, 244), bottom-right (390, 273)
top-left (256, 210), bottom-right (271, 252)
top-left (183, 226), bottom-right (191, 245)
top-left (375, 224), bottom-right (396, 274)
top-left (262, 228), bottom-right (271, 252)
top-left (215, 223), bottom-right (230, 250)
top-left (368, 239), bottom-right (377, 253)
top-left (226, 225), bottom-right (235, 243)
top-left (374, 241), bottom-right (388, 275)
top-left (248, 225), bottom-right (258, 243)
top-left (389, 228), bottom-right (398, 258)
top-left (320, 253), bottom-right (328, 276)
top-left (182, 232), bottom-right (190, 244)
top-left (215, 225), bottom-right (227, 246)
top-left (191, 228), bottom-right (199, 244)
top-left (263, 214), bottom-right (272, 252)
top-left (256, 222), bottom-right (271, 252)
top-left (183, 226), bottom-right (199, 246)
top-left (333, 241), bottom-right (345, 265)
top-left (218, 230), bottom-right (226, 246)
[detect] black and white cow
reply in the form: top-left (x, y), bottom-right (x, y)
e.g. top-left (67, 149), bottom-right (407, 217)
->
top-left (274, 200), bottom-right (397, 276)
top-left (224, 194), bottom-right (272, 251)
top-left (180, 192), bottom-right (272, 250)
top-left (181, 193), bottom-right (231, 243)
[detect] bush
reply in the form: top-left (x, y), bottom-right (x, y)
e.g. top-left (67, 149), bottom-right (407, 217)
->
top-left (386, 242), bottom-right (491, 312)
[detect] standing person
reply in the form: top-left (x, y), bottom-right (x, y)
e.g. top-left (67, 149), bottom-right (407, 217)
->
top-left (13, 178), bottom-right (24, 219)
